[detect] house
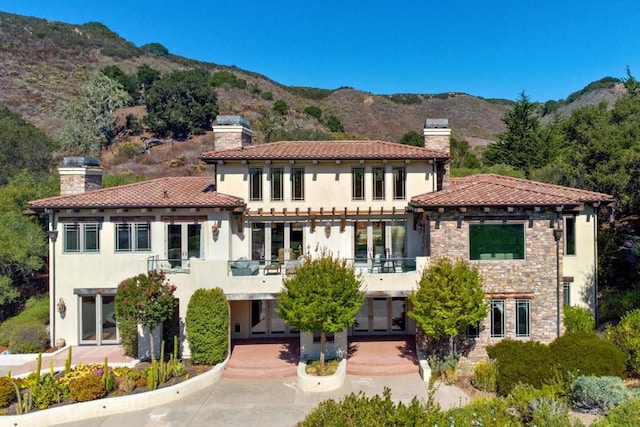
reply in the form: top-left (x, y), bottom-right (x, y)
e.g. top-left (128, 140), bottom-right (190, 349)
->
top-left (28, 116), bottom-right (614, 361)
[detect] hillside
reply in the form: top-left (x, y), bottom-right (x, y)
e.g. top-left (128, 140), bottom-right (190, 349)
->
top-left (0, 11), bottom-right (627, 176)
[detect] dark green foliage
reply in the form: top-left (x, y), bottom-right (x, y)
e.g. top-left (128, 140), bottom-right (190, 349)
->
top-left (563, 306), bottom-right (595, 334)
top-left (9, 323), bottom-right (48, 353)
top-left (143, 69), bottom-right (218, 138)
top-left (261, 91), bottom-right (273, 101)
top-left (450, 136), bottom-right (481, 169)
top-left (591, 397), bottom-right (640, 427)
top-left (124, 114), bottom-right (142, 134)
top-left (185, 288), bottom-right (229, 364)
top-left (550, 333), bottom-right (626, 379)
top-left (297, 388), bottom-right (430, 426)
top-left (452, 164), bottom-right (526, 179)
top-left (303, 105), bottom-right (323, 121)
top-left (102, 172), bottom-right (145, 189)
top-left (0, 377), bottom-right (16, 407)
top-left (325, 115), bottom-right (344, 132)
top-left (486, 339), bottom-right (554, 395)
top-left (102, 65), bottom-right (138, 101)
top-left (270, 127), bottom-right (334, 142)
top-left (571, 375), bottom-right (631, 414)
top-left (139, 42), bottom-right (169, 56)
top-left (136, 64), bottom-right (161, 91)
top-left (68, 374), bottom-right (106, 402)
top-left (273, 99), bottom-right (289, 115)
top-left (399, 130), bottom-right (422, 146)
top-left (210, 71), bottom-right (247, 89)
top-left (566, 77), bottom-right (621, 104)
top-left (0, 296), bottom-right (49, 346)
top-left (286, 86), bottom-right (332, 100)
top-left (0, 103), bottom-right (55, 185)
top-left (606, 309), bottom-right (640, 375)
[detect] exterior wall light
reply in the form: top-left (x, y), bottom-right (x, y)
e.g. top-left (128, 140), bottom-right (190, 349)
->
top-left (325, 221), bottom-right (331, 237)
top-left (57, 297), bottom-right (66, 318)
top-left (212, 222), bottom-right (220, 241)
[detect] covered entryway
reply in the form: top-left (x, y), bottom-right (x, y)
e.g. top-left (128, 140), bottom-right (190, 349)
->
top-left (250, 300), bottom-right (298, 337)
top-left (353, 297), bottom-right (408, 335)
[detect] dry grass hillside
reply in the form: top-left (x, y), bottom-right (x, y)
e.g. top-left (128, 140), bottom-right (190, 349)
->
top-left (0, 11), bottom-right (626, 177)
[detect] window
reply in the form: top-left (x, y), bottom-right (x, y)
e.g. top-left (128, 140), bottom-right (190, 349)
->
top-left (465, 322), bottom-right (480, 338)
top-left (352, 167), bottom-right (365, 200)
top-left (563, 283), bottom-right (571, 305)
top-left (372, 167), bottom-right (385, 200)
top-left (392, 167), bottom-right (406, 200)
top-left (249, 167), bottom-right (263, 201)
top-left (270, 167), bottom-right (284, 201)
top-left (115, 223), bottom-right (151, 252)
top-left (515, 299), bottom-right (531, 338)
top-left (565, 217), bottom-right (576, 256)
top-left (490, 299), bottom-right (505, 338)
top-left (470, 223), bottom-right (525, 260)
top-left (64, 223), bottom-right (100, 253)
top-left (291, 167), bottom-right (304, 201)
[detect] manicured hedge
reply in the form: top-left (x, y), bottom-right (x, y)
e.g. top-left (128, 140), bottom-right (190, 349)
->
top-left (185, 288), bottom-right (228, 364)
top-left (550, 333), bottom-right (626, 379)
top-left (486, 339), bottom-right (553, 395)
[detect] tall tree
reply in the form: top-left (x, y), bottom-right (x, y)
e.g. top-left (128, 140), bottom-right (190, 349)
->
top-left (143, 68), bottom-right (218, 139)
top-left (277, 252), bottom-right (364, 368)
top-left (56, 73), bottom-right (131, 156)
top-left (408, 257), bottom-right (488, 355)
top-left (483, 91), bottom-right (544, 176)
top-left (399, 130), bottom-right (422, 147)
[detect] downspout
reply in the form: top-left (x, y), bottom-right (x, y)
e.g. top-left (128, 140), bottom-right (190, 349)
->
top-left (593, 206), bottom-right (599, 327)
top-left (48, 212), bottom-right (57, 346)
top-left (553, 212), bottom-right (563, 338)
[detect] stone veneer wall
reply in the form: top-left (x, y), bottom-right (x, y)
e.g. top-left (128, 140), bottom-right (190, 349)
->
top-left (213, 126), bottom-right (253, 151)
top-left (59, 168), bottom-right (103, 196)
top-left (427, 209), bottom-right (563, 362)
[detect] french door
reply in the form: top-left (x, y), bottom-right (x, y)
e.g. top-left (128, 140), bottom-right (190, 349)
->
top-left (250, 300), bottom-right (298, 336)
top-left (353, 297), bottom-right (407, 334)
top-left (166, 223), bottom-right (202, 268)
top-left (79, 294), bottom-right (118, 345)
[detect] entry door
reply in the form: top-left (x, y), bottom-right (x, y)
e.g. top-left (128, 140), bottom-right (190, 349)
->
top-left (251, 300), bottom-right (297, 337)
top-left (353, 297), bottom-right (407, 334)
top-left (79, 295), bottom-right (118, 345)
top-left (167, 223), bottom-right (202, 267)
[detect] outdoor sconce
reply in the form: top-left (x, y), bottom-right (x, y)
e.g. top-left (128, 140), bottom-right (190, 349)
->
top-left (211, 222), bottom-right (220, 241)
top-left (324, 221), bottom-right (331, 237)
top-left (57, 297), bottom-right (66, 318)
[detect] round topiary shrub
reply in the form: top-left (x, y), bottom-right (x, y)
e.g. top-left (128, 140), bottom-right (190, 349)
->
top-left (185, 288), bottom-right (229, 364)
top-left (8, 323), bottom-right (48, 354)
top-left (68, 374), bottom-right (106, 402)
top-left (486, 339), bottom-right (553, 395)
top-left (550, 332), bottom-right (626, 379)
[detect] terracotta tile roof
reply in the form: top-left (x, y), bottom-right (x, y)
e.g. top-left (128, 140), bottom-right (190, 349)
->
top-left (200, 140), bottom-right (448, 161)
top-left (410, 174), bottom-right (615, 208)
top-left (29, 177), bottom-right (244, 210)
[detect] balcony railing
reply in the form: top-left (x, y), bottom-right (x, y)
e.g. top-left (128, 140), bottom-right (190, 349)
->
top-left (147, 256), bottom-right (191, 274)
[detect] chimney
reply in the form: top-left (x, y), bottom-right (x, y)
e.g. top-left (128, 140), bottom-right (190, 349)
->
top-left (58, 157), bottom-right (103, 196)
top-left (212, 115), bottom-right (253, 151)
top-left (423, 119), bottom-right (452, 190)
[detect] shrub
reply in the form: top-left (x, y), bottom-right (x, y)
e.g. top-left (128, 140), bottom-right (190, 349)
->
top-left (116, 142), bottom-right (141, 160)
top-left (439, 397), bottom-right (515, 426)
top-left (185, 288), bottom-right (229, 364)
top-left (486, 339), bottom-right (554, 395)
top-left (550, 332), bottom-right (626, 380)
top-left (32, 373), bottom-right (66, 409)
top-left (563, 305), bottom-right (595, 334)
top-left (0, 296), bottom-right (49, 346)
top-left (0, 377), bottom-right (16, 407)
top-left (303, 106), bottom-right (322, 121)
top-left (571, 375), bottom-right (631, 414)
top-left (68, 374), bottom-right (106, 402)
top-left (427, 353), bottom-right (459, 384)
top-left (473, 359), bottom-right (498, 392)
top-left (591, 397), bottom-right (640, 426)
top-left (8, 323), bottom-right (48, 353)
top-left (507, 383), bottom-right (563, 424)
top-left (606, 309), bottom-right (640, 376)
top-left (528, 396), bottom-right (575, 427)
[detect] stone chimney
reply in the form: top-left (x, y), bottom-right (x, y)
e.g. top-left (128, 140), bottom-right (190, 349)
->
top-left (58, 157), bottom-right (103, 196)
top-left (212, 115), bottom-right (253, 151)
top-left (423, 119), bottom-right (452, 190)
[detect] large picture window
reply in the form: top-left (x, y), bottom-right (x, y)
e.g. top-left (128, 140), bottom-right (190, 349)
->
top-left (270, 167), bottom-right (284, 201)
top-left (352, 167), bottom-right (365, 201)
top-left (64, 223), bottom-right (100, 253)
top-left (470, 223), bottom-right (525, 260)
top-left (372, 167), bottom-right (385, 200)
top-left (249, 167), bottom-right (263, 201)
top-left (291, 167), bottom-right (304, 201)
top-left (515, 299), bottom-right (531, 338)
top-left (115, 223), bottom-right (151, 252)
top-left (490, 299), bottom-right (505, 338)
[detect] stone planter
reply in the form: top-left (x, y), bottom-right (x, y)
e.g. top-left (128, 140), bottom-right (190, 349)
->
top-left (297, 359), bottom-right (347, 392)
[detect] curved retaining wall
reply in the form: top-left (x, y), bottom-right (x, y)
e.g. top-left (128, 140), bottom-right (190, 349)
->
top-left (0, 358), bottom-right (228, 427)
top-left (297, 359), bottom-right (346, 392)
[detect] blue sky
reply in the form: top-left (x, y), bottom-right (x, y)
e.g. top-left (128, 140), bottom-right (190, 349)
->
top-left (2, 1), bottom-right (639, 102)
